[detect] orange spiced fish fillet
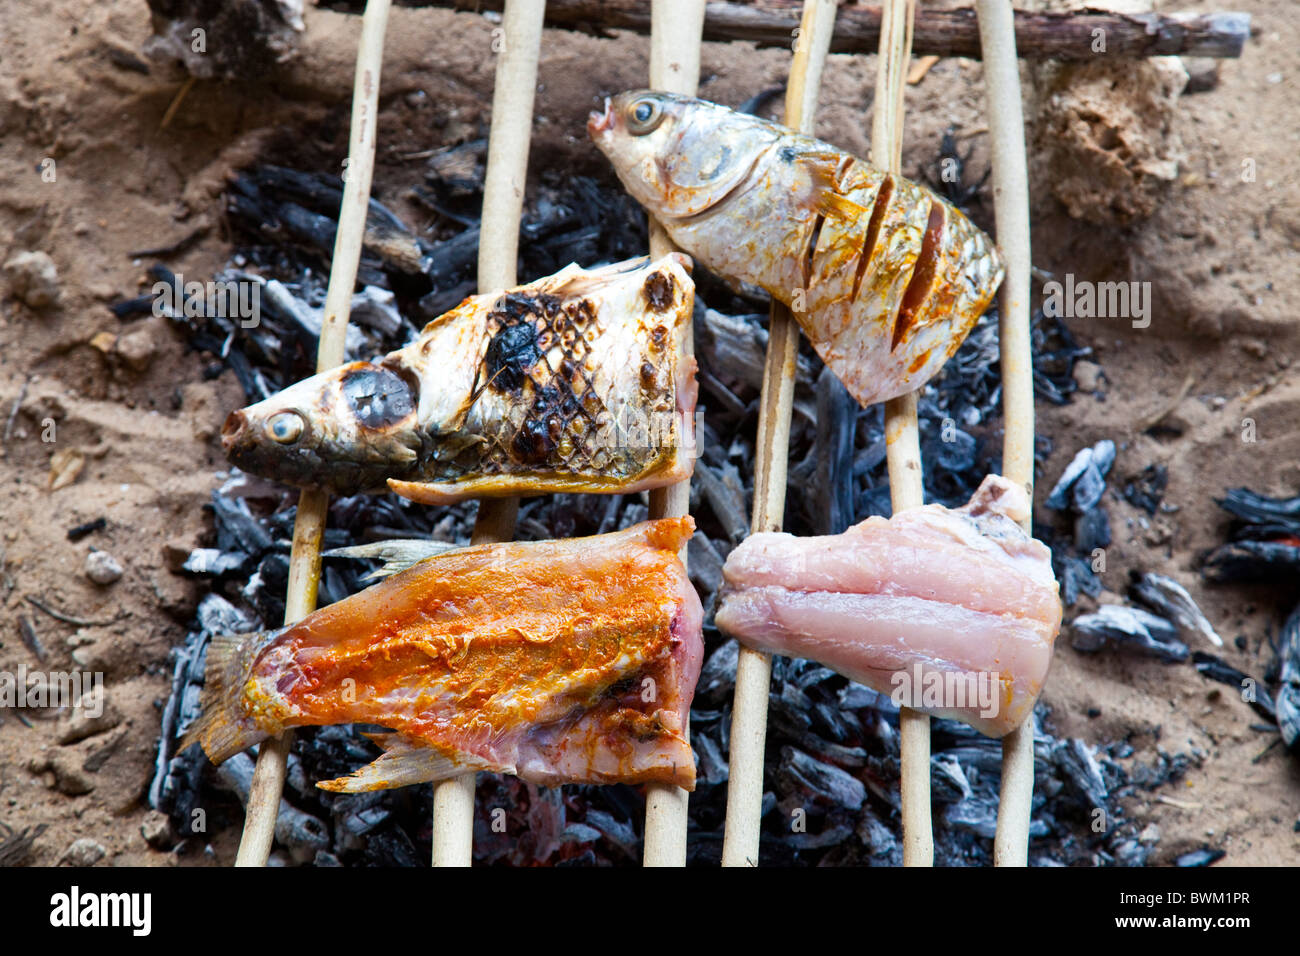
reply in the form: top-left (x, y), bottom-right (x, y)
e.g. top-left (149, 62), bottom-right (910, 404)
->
top-left (183, 518), bottom-right (703, 791)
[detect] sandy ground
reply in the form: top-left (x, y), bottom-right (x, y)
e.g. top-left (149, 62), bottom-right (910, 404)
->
top-left (0, 0), bottom-right (1296, 866)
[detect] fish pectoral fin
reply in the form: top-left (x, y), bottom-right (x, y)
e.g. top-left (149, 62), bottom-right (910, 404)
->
top-left (324, 539), bottom-right (466, 580)
top-left (317, 734), bottom-right (497, 793)
top-left (796, 153), bottom-right (870, 222)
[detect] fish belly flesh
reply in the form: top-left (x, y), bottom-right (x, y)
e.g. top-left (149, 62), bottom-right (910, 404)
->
top-left (714, 476), bottom-right (1060, 736)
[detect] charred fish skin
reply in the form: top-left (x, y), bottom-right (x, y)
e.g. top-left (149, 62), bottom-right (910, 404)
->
top-left (714, 476), bottom-right (1061, 738)
top-left (589, 91), bottom-right (1004, 409)
top-left (222, 255), bottom-right (699, 503)
top-left (181, 518), bottom-right (704, 791)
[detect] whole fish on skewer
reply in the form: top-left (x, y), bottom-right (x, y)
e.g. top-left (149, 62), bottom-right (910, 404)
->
top-left (589, 92), bottom-right (1004, 408)
top-left (222, 255), bottom-right (698, 504)
top-left (182, 518), bottom-right (704, 791)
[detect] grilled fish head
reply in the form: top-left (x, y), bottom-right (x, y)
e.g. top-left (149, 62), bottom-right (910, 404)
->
top-left (589, 91), bottom-right (780, 219)
top-left (222, 360), bottom-right (423, 494)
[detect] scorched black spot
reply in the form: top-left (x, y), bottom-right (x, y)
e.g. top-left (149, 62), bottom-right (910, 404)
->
top-left (341, 364), bottom-right (414, 429)
top-left (485, 318), bottom-right (543, 392)
top-left (643, 272), bottom-right (675, 312)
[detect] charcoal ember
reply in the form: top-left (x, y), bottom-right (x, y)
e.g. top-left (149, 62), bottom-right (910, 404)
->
top-left (694, 460), bottom-right (749, 545)
top-left (856, 811), bottom-right (903, 865)
top-left (787, 823), bottom-right (855, 851)
top-left (1131, 572), bottom-right (1223, 649)
top-left (776, 747), bottom-right (866, 811)
top-left (1278, 605), bottom-right (1300, 748)
top-left (1201, 540), bottom-right (1300, 582)
top-left (808, 699), bottom-right (857, 744)
top-left (209, 491), bottom-right (274, 554)
top-left (361, 825), bottom-right (424, 868)
top-left (945, 795), bottom-right (1047, 840)
top-left (1046, 439), bottom-right (1115, 511)
top-left (182, 548), bottom-right (250, 576)
top-left (1216, 487), bottom-right (1300, 533)
top-left (696, 639), bottom-right (739, 701)
top-left (584, 809), bottom-right (640, 861)
top-left (1176, 847), bottom-right (1226, 867)
top-left (195, 592), bottom-right (256, 635)
top-left (930, 753), bottom-right (973, 803)
top-left (1123, 464), bottom-right (1167, 515)
top-left (242, 553), bottom-right (290, 625)
top-left (768, 685), bottom-right (814, 736)
top-left (1071, 605), bottom-right (1189, 661)
top-left (1029, 306), bottom-right (1092, 406)
top-left (928, 422), bottom-right (978, 474)
top-left (1109, 837), bottom-right (1151, 867)
top-left (790, 729), bottom-right (866, 770)
top-left (1047, 738), bottom-right (1108, 811)
top-left (1190, 653), bottom-right (1275, 720)
top-left (1060, 555), bottom-right (1103, 606)
top-left (1074, 506), bottom-right (1111, 553)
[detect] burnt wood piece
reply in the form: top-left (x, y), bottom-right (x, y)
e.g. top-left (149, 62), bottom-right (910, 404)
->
top-left (321, 2), bottom-right (1250, 60)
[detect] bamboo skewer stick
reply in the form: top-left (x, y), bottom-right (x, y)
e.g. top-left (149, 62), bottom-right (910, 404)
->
top-left (975, 0), bottom-right (1036, 868)
top-left (871, 0), bottom-right (934, 869)
top-left (234, 0), bottom-right (392, 868)
top-left (430, 0), bottom-right (546, 868)
top-left (721, 0), bottom-right (838, 869)
top-left (643, 0), bottom-right (706, 869)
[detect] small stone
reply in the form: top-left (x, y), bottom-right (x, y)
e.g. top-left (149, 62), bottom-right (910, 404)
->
top-left (3, 251), bottom-right (60, 308)
top-left (85, 550), bottom-right (124, 585)
top-left (1239, 338), bottom-right (1268, 360)
top-left (1139, 823), bottom-right (1161, 844)
top-left (140, 810), bottom-right (174, 851)
top-left (29, 751), bottom-right (95, 796)
top-left (89, 331), bottom-right (118, 353)
top-left (1181, 58), bottom-right (1220, 94)
top-left (115, 327), bottom-right (155, 372)
top-left (60, 838), bottom-right (107, 866)
top-left (1072, 360), bottom-right (1104, 393)
top-left (56, 695), bottom-right (122, 744)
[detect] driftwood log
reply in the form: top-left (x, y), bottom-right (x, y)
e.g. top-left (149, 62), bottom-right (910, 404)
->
top-left (324, 1), bottom-right (1251, 60)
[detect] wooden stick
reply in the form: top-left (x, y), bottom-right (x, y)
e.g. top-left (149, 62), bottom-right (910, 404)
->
top-left (975, 0), bottom-right (1036, 868)
top-left (643, 0), bottom-right (706, 869)
top-left (234, 0), bottom-right (392, 868)
top-left (872, 0), bottom-right (934, 870)
top-left (720, 0), bottom-right (838, 869)
top-left (430, 0), bottom-right (545, 868)
top-left (359, 2), bottom-right (1251, 60)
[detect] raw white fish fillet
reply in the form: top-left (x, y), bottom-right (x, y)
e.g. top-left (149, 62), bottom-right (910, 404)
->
top-left (715, 475), bottom-right (1061, 737)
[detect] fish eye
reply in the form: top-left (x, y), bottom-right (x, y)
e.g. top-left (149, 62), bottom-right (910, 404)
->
top-left (267, 411), bottom-right (304, 444)
top-left (626, 97), bottom-right (664, 135)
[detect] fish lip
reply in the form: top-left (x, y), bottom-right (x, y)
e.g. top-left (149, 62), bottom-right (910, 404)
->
top-left (587, 97), bottom-right (614, 139)
top-left (221, 409), bottom-right (247, 456)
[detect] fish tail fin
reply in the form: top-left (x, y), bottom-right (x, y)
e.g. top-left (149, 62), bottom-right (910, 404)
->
top-left (316, 734), bottom-right (498, 793)
top-left (179, 631), bottom-right (271, 764)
